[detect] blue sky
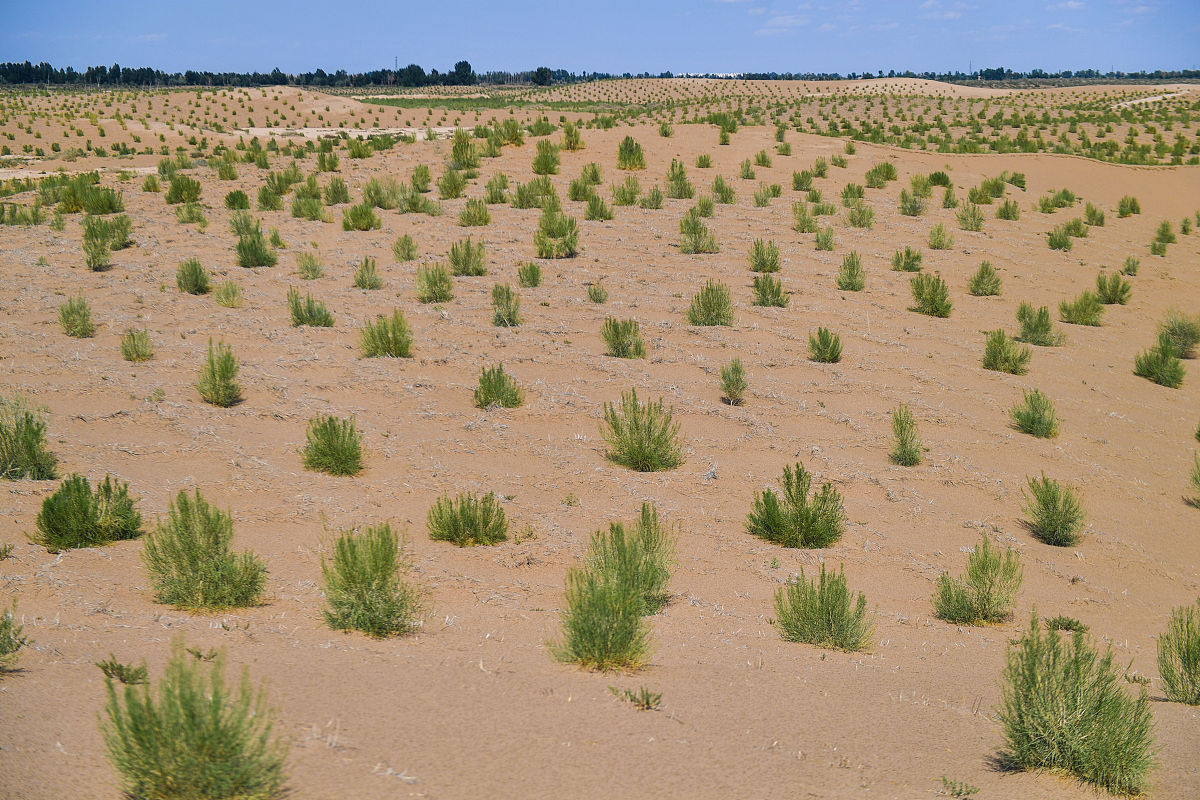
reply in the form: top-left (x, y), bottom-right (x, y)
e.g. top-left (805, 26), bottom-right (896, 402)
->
top-left (2, 0), bottom-right (1197, 76)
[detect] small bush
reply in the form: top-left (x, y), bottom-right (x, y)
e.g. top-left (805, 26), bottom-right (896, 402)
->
top-left (612, 176), bottom-right (640, 206)
top-left (1059, 291), bottom-right (1104, 326)
top-left (808, 327), bottom-right (842, 363)
top-left (353, 256), bottom-right (382, 290)
top-left (774, 564), bottom-right (871, 651)
top-left (224, 190), bottom-right (250, 210)
top-left (1085, 202), bottom-right (1105, 227)
top-left (120, 330), bottom-right (153, 363)
top-left (814, 227), bottom-right (835, 251)
top-left (101, 638), bottom-right (288, 800)
top-left (552, 563), bottom-right (649, 671)
top-left (297, 251), bottom-right (323, 280)
top-left (889, 404), bottom-right (922, 466)
top-left (639, 184), bottom-right (664, 210)
top-left (686, 280), bottom-right (733, 326)
top-left (898, 189), bottom-right (926, 216)
top-left (360, 310), bottom-right (413, 358)
top-left (517, 262), bottom-right (541, 288)
top-left (720, 358), bottom-right (747, 406)
top-left (1160, 310), bottom-right (1200, 358)
top-left (1155, 220), bottom-right (1176, 245)
top-left (587, 284), bottom-right (608, 304)
top-left (942, 185), bottom-right (959, 209)
top-left (58, 295), bottom-right (95, 338)
top-left (302, 416), bottom-right (363, 476)
top-left (934, 537), bottom-right (1022, 625)
top-left (532, 140), bottom-right (560, 175)
top-left (458, 198), bottom-right (490, 227)
top-left (1016, 303), bottom-right (1062, 346)
top-left (996, 199), bottom-right (1020, 220)
top-left (836, 252), bottom-right (865, 291)
top-left (1158, 599), bottom-right (1200, 704)
top-left (287, 288), bottom-right (334, 327)
top-left (601, 318), bottom-right (646, 359)
top-left (341, 202), bottom-right (381, 231)
top-left (711, 175), bottom-right (734, 204)
top-left (600, 389), bottom-right (683, 473)
top-left (846, 202), bottom-right (875, 229)
top-left (142, 490), bottom-right (266, 611)
top-left (416, 264), bottom-right (453, 303)
top-left (909, 273), bottom-right (952, 318)
top-left (928, 223), bottom-right (954, 250)
top-left (176, 258), bottom-right (210, 295)
top-left (483, 173), bottom-right (509, 204)
top-left (1010, 389), bottom-right (1059, 438)
top-left (747, 239), bottom-right (780, 273)
top-left (1117, 195), bottom-right (1141, 217)
top-left (257, 187), bottom-right (282, 211)
top-left (235, 226), bottom-right (277, 268)
top-left (164, 175), bottom-right (201, 205)
top-left (998, 614), bottom-right (1153, 795)
top-left (323, 523), bottom-right (422, 638)
top-left (0, 397), bottom-right (58, 480)
top-left (1022, 474), bottom-right (1084, 547)
top-left (474, 364), bottom-right (524, 409)
top-left (585, 194), bottom-right (613, 221)
top-left (746, 462), bottom-right (844, 549)
top-left (1121, 256), bottom-right (1140, 276)
top-left (891, 246), bottom-right (922, 272)
top-left (1134, 332), bottom-right (1185, 388)
top-left (393, 234), bottom-right (417, 262)
top-left (587, 504), bottom-right (675, 616)
top-left (213, 281), bottom-right (243, 308)
top-left (427, 492), bottom-right (508, 546)
top-left (323, 177), bottom-right (350, 205)
top-left (535, 207), bottom-right (580, 258)
top-left (1047, 227), bottom-right (1072, 251)
top-left (31, 474), bottom-right (142, 551)
top-left (751, 274), bottom-right (787, 308)
top-left (982, 330), bottom-right (1031, 375)
top-left (0, 604), bottom-right (26, 672)
top-left (679, 209), bottom-right (718, 254)
top-left (968, 261), bottom-right (1001, 296)
top-left (1095, 272), bottom-right (1130, 305)
top-left (196, 340), bottom-right (242, 407)
top-left (491, 283), bottom-right (521, 327)
top-left (665, 159), bottom-right (694, 199)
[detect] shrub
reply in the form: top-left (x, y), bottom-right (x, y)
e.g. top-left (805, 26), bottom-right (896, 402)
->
top-left (775, 564), bottom-right (871, 651)
top-left (142, 490), bottom-right (266, 611)
top-left (982, 330), bottom-right (1031, 375)
top-left (1059, 291), bottom-right (1104, 326)
top-left (909, 273), bottom-right (951, 317)
top-left (297, 250), bottom-right (323, 279)
top-left (711, 175), bottom-right (735, 204)
top-left (898, 189), bottom-right (926, 216)
top-left (968, 261), bottom-right (1001, 296)
top-left (1189, 454), bottom-right (1200, 509)
top-left (601, 318), bottom-right (646, 359)
top-left (474, 364), bottom-right (524, 409)
top-left (928, 223), bottom-right (954, 250)
top-left (224, 190), bottom-right (250, 210)
top-left (176, 258), bottom-right (210, 295)
top-left (534, 208), bottom-right (579, 258)
top-left (0, 396), bottom-right (57, 480)
top-left (811, 227), bottom-right (833, 251)
top-left (517, 262), bottom-right (541, 288)
top-left (31, 474), bottom-right (142, 551)
top-left (720, 358), bottom-right (747, 405)
top-left (957, 203), bottom-right (984, 232)
top-left (587, 283), bottom-right (608, 304)
top-left (1047, 227), bottom-right (1072, 251)
top-left (1010, 389), bottom-right (1059, 438)
top-left (1133, 332), bottom-right (1185, 388)
top-left (142, 175), bottom-right (160, 193)
top-left (213, 282), bottom-right (243, 309)
top-left (585, 194), bottom-right (613, 221)
top-left (1016, 302), bottom-right (1063, 347)
top-left (1158, 599), bottom-right (1200, 704)
top-left (1022, 474), bottom-right (1084, 546)
top-left (0, 603), bottom-right (25, 672)
top-left (665, 159), bottom-right (693, 199)
top-left (287, 288), bottom-right (334, 327)
top-left (416, 264), bottom-right (453, 303)
top-left (1121, 256), bottom-right (1140, 276)
top-left (483, 173), bottom-right (510, 205)
top-left (1155, 220), bottom-right (1176, 245)
top-left (458, 198), bottom-right (490, 227)
top-left (322, 523), bottom-right (422, 638)
top-left (59, 295), bottom-right (95, 338)
top-left (290, 196), bottom-right (326, 222)
top-left (360, 310), bottom-right (413, 358)
top-left (323, 177), bottom-right (350, 205)
top-left (792, 201), bottom-right (817, 233)
top-left (1062, 218), bottom-right (1088, 238)
top-left (746, 462), bottom-right (844, 549)
top-left (120, 330), bottom-right (153, 363)
top-left (1117, 195), bottom-right (1141, 217)
top-left (302, 416), bottom-right (362, 476)
top-left (342, 202), bottom-right (381, 231)
top-left (942, 185), bottom-right (959, 209)
top-left (197, 340), bottom-right (242, 407)
top-left (934, 537), bottom-right (1022, 625)
top-left (748, 239), bottom-right (780, 273)
top-left (639, 185), bottom-right (663, 209)
top-left (686, 280), bottom-right (733, 326)
top-left (1160, 310), bottom-right (1200, 358)
top-left (352, 256), bottom-right (382, 290)
top-left (1095, 272), bottom-right (1130, 305)
top-left (587, 503), bottom-right (675, 615)
top-left (612, 176), bottom-right (640, 206)
top-left (532, 140), bottom-right (560, 175)
top-left (889, 404), bottom-right (922, 466)
top-left (846, 202), bottom-right (875, 229)
top-left (164, 174), bottom-right (201, 205)
top-left (864, 161), bottom-right (895, 187)
top-left (739, 159), bottom-right (755, 181)
top-left (257, 186), bottom-right (282, 210)
top-left (793, 170), bottom-right (814, 191)
top-left (808, 327), bottom-right (842, 363)
top-left (752, 274), bottom-right (787, 308)
top-left (562, 122), bottom-right (584, 151)
top-left (235, 226), bottom-right (277, 268)
top-left (679, 209), bottom-right (718, 254)
top-left (836, 252), bottom-right (865, 291)
top-left (427, 492), bottom-right (507, 546)
top-left (996, 199), bottom-right (1020, 220)
top-left (101, 638), bottom-right (288, 800)
top-left (552, 563), bottom-right (649, 671)
top-left (82, 216), bottom-right (113, 271)
top-left (696, 154), bottom-right (712, 168)
top-left (392, 234), bottom-right (417, 262)
top-left (891, 246), bottom-right (922, 272)
top-left (1085, 202), bottom-right (1105, 227)
top-left (998, 614), bottom-right (1153, 795)
top-left (491, 283), bottom-right (521, 327)
top-left (600, 389), bottom-right (682, 472)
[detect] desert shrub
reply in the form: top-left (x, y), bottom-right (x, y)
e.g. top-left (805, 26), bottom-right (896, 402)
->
top-left (224, 190), bottom-right (250, 210)
top-left (934, 537), bottom-right (1022, 625)
top-left (686, 280), bottom-right (733, 326)
top-left (322, 523), bottom-right (422, 638)
top-left (569, 177), bottom-right (595, 202)
top-left (814, 227), bottom-right (835, 251)
top-left (752, 185), bottom-right (772, 208)
top-left (836, 252), bottom-right (865, 292)
top-left (792, 201), bottom-right (817, 233)
top-left (296, 251), bottom-right (323, 280)
top-left (740, 159), bottom-right (755, 180)
top-left (360, 310), bottom-right (413, 358)
top-left (840, 183), bottom-right (864, 206)
top-left (1133, 332), bottom-right (1185, 388)
top-left (956, 203), bottom-right (984, 232)
top-left (302, 416), bottom-right (362, 476)
top-left (891, 246), bottom-right (922, 272)
top-left (751, 274), bottom-right (787, 308)
top-left (1155, 220), bottom-right (1176, 245)
top-left (612, 176), bottom-right (640, 206)
top-left (1059, 291), bottom-right (1104, 326)
top-left (1120, 256), bottom-right (1140, 276)
top-left (552, 563), bottom-right (649, 671)
top-left (341, 202), bottom-right (381, 231)
top-left (720, 358), bottom-right (747, 405)
top-left (416, 264), bottom-right (453, 303)
top-left (81, 216), bottom-right (113, 270)
top-left (753, 149), bottom-right (771, 168)
top-left (175, 202), bottom-right (207, 226)
top-left (665, 159), bottom-right (694, 199)
top-left (775, 564), bottom-right (871, 652)
top-left (435, 168), bottom-right (467, 200)
top-left (323, 177), bottom-right (349, 205)
top-left (600, 389), bottom-right (682, 473)
top-left (0, 396), bottom-right (57, 480)
top-left (695, 154), bottom-right (712, 168)
top-left (1016, 303), bottom-right (1062, 346)
top-left (427, 491), bottom-right (507, 546)
top-left (458, 198), bottom-right (490, 227)
top-left (1047, 227), bottom-right (1072, 251)
top-left (1189, 454), bottom-right (1200, 509)
top-left (532, 140), bottom-right (560, 175)
top-left (352, 256), bottom-right (382, 290)
top-left (1085, 202), bottom-right (1105, 227)
top-left (287, 288), bottom-right (334, 327)
top-left (142, 490), bottom-right (266, 611)
top-left (59, 295), bottom-right (95, 338)
top-left (392, 234), bottom-right (417, 262)
top-left (120, 330), bottom-right (153, 363)
top-left (1062, 218), bottom-right (1089, 238)
top-left (811, 156), bottom-right (829, 178)
top-left (562, 121), bottom-right (584, 151)
top-left (1117, 195), bottom-right (1141, 217)
top-left (491, 283), bottom-right (521, 327)
top-left (846, 202), bottom-right (875, 229)
top-left (474, 364), bottom-right (523, 409)
top-left (808, 327), bottom-right (842, 363)
top-left (101, 638), bottom-right (288, 800)
top-left (585, 194), bottom-right (613, 221)
top-left (448, 236), bottom-right (487, 276)
top-left (197, 340), bottom-right (242, 407)
top-left (1095, 272), bottom-right (1131, 305)
top-left (1159, 311), bottom-right (1200, 358)
top-left (746, 462), bottom-right (844, 549)
top-left (928, 223), bottom-right (954, 250)
top-left (898, 189), bottom-right (926, 216)
top-left (910, 273), bottom-right (952, 317)
top-left (483, 173), bottom-right (509, 204)
top-left (588, 284), bottom-right (609, 303)
top-left (213, 281), bottom-right (243, 309)
top-left (517, 262), bottom-right (542, 288)
top-left (748, 239), bottom-right (780, 273)
top-left (910, 174), bottom-right (933, 199)
top-left (601, 318), bottom-right (646, 359)
top-left (940, 185), bottom-right (958, 209)
top-left (0, 603), bottom-right (25, 672)
top-left (968, 261), bottom-right (1001, 296)
top-left (1150, 240), bottom-right (1168, 257)
top-left (579, 162), bottom-right (601, 185)
top-left (995, 198), bottom-right (1020, 220)
top-left (31, 474), bottom-right (142, 551)
top-left (235, 226), bottom-right (277, 268)
top-left (889, 404), bottom-right (922, 466)
top-left (1158, 599), bottom-right (1200, 704)
top-left (290, 196), bottom-right (326, 222)
top-left (679, 209), bottom-right (718, 254)
top-left (793, 170), bottom-right (814, 191)
top-left (1010, 389), bottom-right (1059, 438)
top-left (998, 614), bottom-right (1153, 795)
top-left (534, 207), bottom-right (579, 258)
top-left (176, 258), bottom-right (210, 295)
top-left (256, 186), bottom-right (283, 211)
top-left (410, 164), bottom-right (432, 193)
top-left (141, 175), bottom-right (160, 193)
top-left (696, 194), bottom-right (716, 217)
top-left (1023, 474), bottom-right (1084, 546)
top-left (711, 175), bottom-right (735, 204)
top-left (639, 185), bottom-right (664, 209)
top-left (587, 503), bottom-right (675, 615)
top-left (164, 174), bottom-right (201, 205)
top-left (982, 330), bottom-right (1031, 375)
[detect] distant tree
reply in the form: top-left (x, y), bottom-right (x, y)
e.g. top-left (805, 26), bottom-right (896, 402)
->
top-left (532, 66), bottom-right (553, 86)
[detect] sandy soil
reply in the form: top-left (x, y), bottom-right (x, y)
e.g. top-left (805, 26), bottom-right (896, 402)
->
top-left (1, 102), bottom-right (1199, 799)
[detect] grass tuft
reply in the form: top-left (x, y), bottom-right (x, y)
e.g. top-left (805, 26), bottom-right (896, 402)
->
top-left (427, 492), bottom-right (508, 546)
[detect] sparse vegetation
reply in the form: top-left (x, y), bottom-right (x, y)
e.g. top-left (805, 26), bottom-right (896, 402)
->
top-left (1022, 474), bottom-right (1084, 546)
top-left (746, 462), bottom-right (844, 549)
top-left (601, 318), bottom-right (646, 359)
top-left (934, 537), bottom-right (1022, 625)
top-left (360, 310), bottom-right (413, 358)
top-left (774, 564), bottom-right (872, 652)
top-left (600, 389), bottom-right (682, 473)
top-left (31, 474), bottom-right (142, 551)
top-left (888, 404), bottom-right (922, 466)
top-left (427, 491), bottom-right (508, 546)
top-left (982, 330), bottom-right (1031, 375)
top-left (1158, 598), bottom-right (1200, 704)
top-left (302, 415), bottom-right (363, 476)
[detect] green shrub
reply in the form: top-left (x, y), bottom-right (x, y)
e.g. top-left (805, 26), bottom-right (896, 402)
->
top-left (562, 122), bottom-right (584, 151)
top-left (1121, 256), bottom-right (1140, 276)
top-left (587, 503), bottom-right (675, 615)
top-left (711, 175), bottom-right (735, 204)
top-left (612, 176), bottom-right (640, 206)
top-left (257, 187), bottom-right (282, 211)
top-left (197, 340), bottom-right (242, 407)
top-left (352, 256), bottom-right (382, 290)
top-left (164, 174), bottom-right (201, 205)
top-left (933, 537), bottom-right (1022, 625)
top-left (1085, 202), bottom-right (1105, 227)
top-left (774, 564), bottom-right (871, 651)
top-left (1022, 474), bottom-right (1084, 546)
top-left (474, 364), bottom-right (523, 409)
top-left (0, 396), bottom-right (57, 480)
top-left (120, 330), bottom-right (153, 363)
top-left (176, 258), bottom-right (210, 295)
top-left (323, 523), bottom-right (422, 638)
top-left (392, 234), bottom-right (417, 262)
top-left (235, 225), bottom-right (277, 268)
top-left (297, 250), bottom-right (323, 279)
top-left (0, 603), bottom-right (26, 672)
top-left (836, 252), bottom-right (865, 291)
top-left (996, 198), bottom-right (1020, 220)
top-left (59, 294), bottom-right (95, 338)
top-left (82, 216), bottom-right (113, 270)
top-left (101, 638), bottom-right (288, 800)
top-left (601, 318), bottom-right (646, 359)
top-left (483, 173), bottom-right (509, 204)
top-left (898, 189), bottom-right (926, 216)
top-left (360, 310), bottom-right (413, 358)
top-left (568, 177), bottom-right (594, 203)
top-left (928, 223), bottom-right (954, 250)
top-left (909, 273), bottom-right (951, 317)
top-left (534, 207), bottom-right (579, 258)
top-left (551, 563), bottom-right (649, 671)
top-left (793, 170), bottom-right (814, 191)
top-left (224, 190), bottom-right (250, 210)
top-left (588, 284), bottom-right (609, 304)
top-left (686, 280), bottom-right (733, 326)
top-left (1155, 220), bottom-right (1176, 245)
top-left (287, 288), bottom-right (333, 327)
top-left (427, 492), bottom-right (507, 546)
top-left (696, 154), bottom-right (712, 168)
top-left (31, 474), bottom-right (142, 551)
top-left (410, 164), bottom-right (432, 193)
top-left (1117, 195), bottom-right (1141, 217)
top-left (458, 198), bottom-right (490, 227)
top-left (214, 281), bottom-right (243, 308)
top-left (752, 274), bottom-right (787, 308)
top-left (792, 201), bottom-right (817, 233)
top-left (1159, 310), bottom-right (1200, 358)
top-left (341, 202), bottom-right (381, 231)
top-left (814, 227), bottom-right (835, 251)
top-left (142, 175), bottom-right (160, 193)
top-left (1095, 272), bottom-right (1130, 305)
top-left (998, 614), bottom-right (1153, 795)
top-left (302, 416), bottom-right (363, 476)
top-left (1059, 291), bottom-right (1104, 326)
top-left (491, 283), bottom-right (521, 327)
top-left (585, 194), bottom-right (613, 221)
top-left (517, 262), bottom-right (541, 288)
top-left (748, 239), bottom-right (780, 273)
top-left (665, 159), bottom-right (693, 199)
top-left (142, 490), bottom-right (266, 611)
top-left (891, 246), bottom-right (922, 272)
top-left (808, 327), bottom-right (842, 363)
top-left (581, 161), bottom-right (603, 185)
top-left (1158, 599), bottom-right (1200, 704)
top-left (532, 140), bottom-right (560, 175)
top-left (968, 261), bottom-right (1001, 296)
top-left (720, 358), bottom-right (747, 406)
top-left (1134, 332), bottom-right (1185, 388)
top-left (679, 209), bottom-right (718, 254)
top-left (1047, 227), bottom-right (1072, 251)
top-left (323, 177), bottom-right (350, 205)
top-left (846, 202), bottom-right (875, 229)
top-left (416, 264), bottom-right (453, 303)
top-left (1010, 389), bottom-right (1059, 438)
top-left (956, 203), bottom-right (984, 232)
top-left (746, 462), bottom-right (844, 549)
top-left (982, 330), bottom-right (1031, 375)
top-left (600, 389), bottom-right (682, 472)
top-left (889, 404), bottom-right (922, 466)
top-left (942, 185), bottom-right (959, 209)
top-left (1016, 303), bottom-right (1062, 346)
top-left (1062, 218), bottom-right (1088, 238)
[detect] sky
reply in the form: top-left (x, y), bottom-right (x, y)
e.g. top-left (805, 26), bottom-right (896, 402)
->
top-left (2, 0), bottom-right (1197, 77)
